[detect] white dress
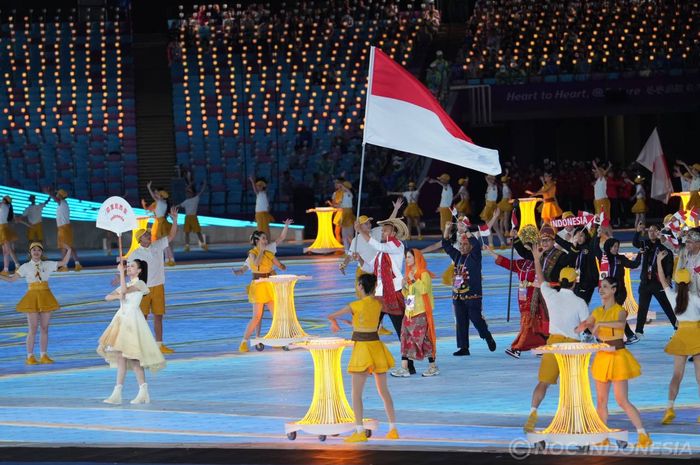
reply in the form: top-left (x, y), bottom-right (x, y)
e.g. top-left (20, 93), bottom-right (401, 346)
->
top-left (97, 280), bottom-right (166, 372)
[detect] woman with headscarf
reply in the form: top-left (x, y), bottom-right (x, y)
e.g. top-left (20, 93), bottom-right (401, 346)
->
top-left (391, 249), bottom-right (439, 377)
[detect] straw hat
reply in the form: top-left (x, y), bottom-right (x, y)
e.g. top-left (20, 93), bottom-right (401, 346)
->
top-left (437, 173), bottom-right (450, 183)
top-left (343, 181), bottom-right (353, 189)
top-left (255, 180), bottom-right (267, 188)
top-left (377, 217), bottom-right (409, 240)
top-left (407, 181), bottom-right (416, 188)
top-left (28, 242), bottom-right (44, 251)
top-left (458, 178), bottom-right (467, 185)
top-left (2, 195), bottom-right (11, 203)
top-left (56, 189), bottom-right (68, 199)
top-left (693, 163), bottom-right (700, 172)
top-left (358, 215), bottom-right (373, 225)
top-left (158, 190), bottom-right (170, 199)
top-left (134, 228), bottom-right (149, 242)
top-left (634, 175), bottom-right (645, 184)
top-left (562, 211), bottom-right (574, 219)
top-left (500, 175), bottom-right (510, 183)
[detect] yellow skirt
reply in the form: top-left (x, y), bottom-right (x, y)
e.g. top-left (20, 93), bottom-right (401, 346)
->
top-left (57, 224), bottom-right (74, 248)
top-left (631, 198), bottom-right (647, 214)
top-left (541, 200), bottom-right (563, 222)
top-left (348, 340), bottom-right (395, 374)
top-left (665, 322), bottom-right (700, 356)
top-left (441, 265), bottom-right (454, 286)
top-left (439, 207), bottom-right (452, 233)
top-left (591, 347), bottom-right (641, 382)
top-left (404, 202), bottom-right (423, 218)
top-left (538, 334), bottom-right (579, 384)
top-left (340, 208), bottom-right (355, 227)
top-left (248, 279), bottom-right (274, 304)
top-left (151, 217), bottom-right (172, 241)
top-left (27, 223), bottom-right (43, 241)
top-left (17, 282), bottom-right (59, 313)
top-left (687, 190), bottom-right (700, 210)
top-left (0, 224), bottom-right (18, 244)
top-left (332, 209), bottom-right (343, 226)
top-left (455, 198), bottom-right (471, 215)
top-left (594, 198), bottom-right (611, 219)
top-left (255, 211), bottom-right (274, 235)
top-left (480, 200), bottom-right (498, 222)
top-left (497, 198), bottom-right (513, 213)
top-left (184, 215), bottom-right (201, 233)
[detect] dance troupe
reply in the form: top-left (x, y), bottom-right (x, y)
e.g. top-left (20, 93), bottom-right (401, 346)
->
top-left (1, 160), bottom-right (699, 445)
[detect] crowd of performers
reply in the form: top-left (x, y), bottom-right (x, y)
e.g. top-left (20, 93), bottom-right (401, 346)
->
top-left (0, 159), bottom-right (698, 445)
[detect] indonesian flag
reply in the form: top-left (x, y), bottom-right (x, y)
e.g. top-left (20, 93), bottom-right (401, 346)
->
top-left (478, 224), bottom-right (491, 237)
top-left (450, 206), bottom-right (459, 217)
top-left (689, 207), bottom-right (699, 222)
top-left (363, 47), bottom-right (501, 175)
top-left (635, 128), bottom-right (673, 204)
top-left (673, 210), bottom-right (687, 225)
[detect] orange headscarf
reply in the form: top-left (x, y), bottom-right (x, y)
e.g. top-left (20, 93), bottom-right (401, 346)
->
top-left (406, 248), bottom-right (437, 358)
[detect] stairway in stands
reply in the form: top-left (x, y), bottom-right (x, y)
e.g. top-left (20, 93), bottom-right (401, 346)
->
top-left (133, 33), bottom-right (176, 201)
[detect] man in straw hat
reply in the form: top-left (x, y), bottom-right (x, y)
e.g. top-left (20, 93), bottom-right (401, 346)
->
top-left (45, 188), bottom-right (82, 271)
top-left (441, 221), bottom-right (497, 356)
top-left (429, 174), bottom-right (453, 235)
top-left (129, 206), bottom-right (180, 354)
top-left (355, 215), bottom-right (416, 374)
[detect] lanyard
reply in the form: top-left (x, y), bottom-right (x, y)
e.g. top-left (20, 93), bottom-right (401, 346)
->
top-left (609, 257), bottom-right (617, 278)
top-left (648, 245), bottom-right (659, 274)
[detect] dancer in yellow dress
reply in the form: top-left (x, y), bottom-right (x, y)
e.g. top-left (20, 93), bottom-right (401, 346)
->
top-left (388, 179), bottom-right (427, 240)
top-left (630, 175), bottom-right (647, 229)
top-left (46, 188), bottom-right (82, 271)
top-left (676, 160), bottom-right (700, 210)
top-left (328, 273), bottom-right (398, 442)
top-left (655, 250), bottom-right (700, 425)
top-left (0, 242), bottom-right (71, 364)
top-left (575, 277), bottom-right (652, 448)
top-left (21, 194), bottom-right (50, 242)
top-left (250, 176), bottom-right (274, 238)
top-left (178, 181), bottom-right (207, 252)
top-left (144, 181), bottom-right (176, 266)
top-left (497, 173), bottom-right (513, 247)
top-left (454, 177), bottom-right (471, 216)
top-left (234, 229), bottom-right (287, 352)
top-left (338, 181), bottom-right (356, 250)
top-left (592, 160), bottom-right (612, 221)
top-left (526, 172), bottom-right (562, 224)
top-left (0, 196), bottom-right (20, 276)
top-left (429, 173), bottom-right (453, 235)
top-left (480, 174), bottom-right (506, 248)
top-left (328, 177), bottom-right (346, 243)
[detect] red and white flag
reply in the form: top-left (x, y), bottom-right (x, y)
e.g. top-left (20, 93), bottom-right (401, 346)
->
top-left (635, 128), bottom-right (673, 204)
top-left (688, 207), bottom-right (699, 222)
top-left (511, 209), bottom-right (518, 230)
top-left (478, 224), bottom-right (491, 237)
top-left (363, 47), bottom-right (501, 175)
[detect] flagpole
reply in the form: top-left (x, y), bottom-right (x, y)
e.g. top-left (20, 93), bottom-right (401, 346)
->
top-left (505, 200), bottom-right (519, 323)
top-left (353, 47), bottom-right (376, 246)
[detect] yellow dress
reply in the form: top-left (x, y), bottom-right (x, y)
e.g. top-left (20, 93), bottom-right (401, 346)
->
top-left (0, 223), bottom-right (18, 244)
top-left (590, 304), bottom-right (641, 382)
top-left (331, 190), bottom-right (344, 225)
top-left (347, 296), bottom-right (395, 374)
top-left (16, 261), bottom-right (60, 313)
top-left (151, 216), bottom-right (172, 241)
top-left (247, 248), bottom-right (275, 304)
top-left (631, 198), bottom-right (647, 214)
top-left (540, 182), bottom-right (563, 223)
top-left (404, 202), bottom-right (423, 218)
top-left (665, 321), bottom-right (700, 356)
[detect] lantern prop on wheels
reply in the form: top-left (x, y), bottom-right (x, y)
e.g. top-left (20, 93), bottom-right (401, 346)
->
top-left (303, 207), bottom-right (344, 254)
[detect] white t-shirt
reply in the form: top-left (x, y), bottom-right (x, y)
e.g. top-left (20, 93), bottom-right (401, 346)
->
top-left (681, 176), bottom-right (691, 191)
top-left (129, 237), bottom-right (169, 287)
top-left (255, 191), bottom-right (269, 212)
top-left (690, 176), bottom-right (700, 191)
top-left (347, 227), bottom-right (383, 273)
top-left (180, 195), bottom-right (200, 216)
top-left (402, 191), bottom-right (418, 203)
top-left (485, 184), bottom-right (498, 201)
top-left (368, 237), bottom-right (405, 295)
top-left (502, 184), bottom-right (511, 199)
top-left (664, 288), bottom-right (700, 322)
top-left (56, 200), bottom-right (70, 226)
top-left (0, 203), bottom-right (10, 224)
top-left (540, 284), bottom-right (589, 339)
top-left (456, 186), bottom-right (469, 200)
top-left (340, 191), bottom-right (353, 209)
top-left (635, 184), bottom-right (645, 199)
top-left (594, 178), bottom-right (607, 200)
top-left (155, 199), bottom-right (168, 218)
top-left (17, 260), bottom-right (59, 284)
top-left (439, 185), bottom-right (453, 208)
top-left (23, 204), bottom-right (45, 225)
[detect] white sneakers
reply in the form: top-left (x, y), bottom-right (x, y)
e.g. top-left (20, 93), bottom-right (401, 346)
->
top-left (103, 383), bottom-right (150, 405)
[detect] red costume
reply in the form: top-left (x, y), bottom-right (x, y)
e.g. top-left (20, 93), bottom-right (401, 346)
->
top-left (494, 255), bottom-right (547, 352)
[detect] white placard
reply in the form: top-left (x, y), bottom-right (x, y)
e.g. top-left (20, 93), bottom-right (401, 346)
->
top-left (96, 196), bottom-right (138, 235)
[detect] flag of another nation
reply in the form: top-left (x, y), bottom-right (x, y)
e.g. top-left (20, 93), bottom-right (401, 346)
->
top-left (478, 224), bottom-right (491, 237)
top-left (363, 47), bottom-right (501, 175)
top-left (636, 128), bottom-right (673, 204)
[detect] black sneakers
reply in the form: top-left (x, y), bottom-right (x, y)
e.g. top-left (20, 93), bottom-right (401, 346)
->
top-left (453, 348), bottom-right (470, 356)
top-left (486, 335), bottom-right (497, 352)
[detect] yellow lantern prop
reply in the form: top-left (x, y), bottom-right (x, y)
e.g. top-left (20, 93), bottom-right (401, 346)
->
top-left (285, 337), bottom-right (378, 441)
top-left (517, 197), bottom-right (540, 232)
top-left (251, 274), bottom-right (311, 349)
top-left (671, 192), bottom-right (698, 227)
top-left (528, 343), bottom-right (628, 448)
top-left (304, 207), bottom-right (344, 254)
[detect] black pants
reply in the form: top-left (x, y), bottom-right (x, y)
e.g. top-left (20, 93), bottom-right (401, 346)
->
top-left (453, 298), bottom-right (491, 349)
top-left (635, 283), bottom-right (677, 334)
top-left (380, 312), bottom-right (415, 369)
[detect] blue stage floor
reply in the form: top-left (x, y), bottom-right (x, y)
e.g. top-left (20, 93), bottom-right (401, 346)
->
top-left (0, 248), bottom-right (698, 458)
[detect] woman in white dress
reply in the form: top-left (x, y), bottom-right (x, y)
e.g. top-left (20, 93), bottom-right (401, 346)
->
top-left (98, 258), bottom-right (166, 404)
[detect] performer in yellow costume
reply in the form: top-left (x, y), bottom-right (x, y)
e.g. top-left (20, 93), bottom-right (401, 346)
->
top-left (676, 160), bottom-right (700, 210)
top-left (526, 171), bottom-right (562, 224)
top-left (454, 177), bottom-right (471, 216)
top-left (428, 174), bottom-right (453, 235)
top-left (144, 181), bottom-right (176, 266)
top-left (575, 277), bottom-right (652, 448)
top-left (328, 273), bottom-right (398, 442)
top-left (0, 195), bottom-right (20, 276)
top-left (388, 179), bottom-right (427, 240)
top-left (234, 230), bottom-right (287, 352)
top-left (630, 175), bottom-right (647, 228)
top-left (328, 177), bottom-right (346, 243)
top-left (0, 243), bottom-right (71, 364)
